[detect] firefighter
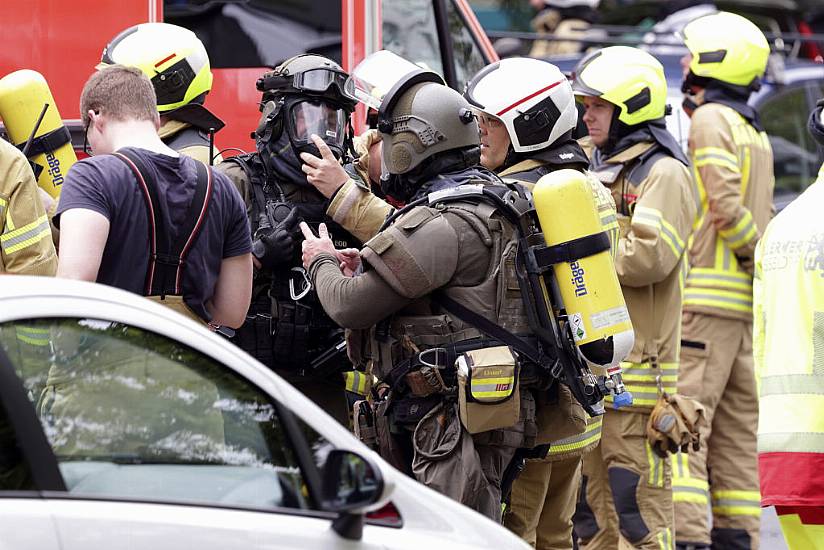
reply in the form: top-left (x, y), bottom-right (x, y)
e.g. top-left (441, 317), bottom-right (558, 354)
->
top-left (300, 72), bottom-right (538, 521)
top-left (571, 46), bottom-right (695, 549)
top-left (0, 137), bottom-right (56, 275)
top-left (528, 0), bottom-right (600, 58)
top-left (215, 54), bottom-right (361, 426)
top-left (674, 12), bottom-right (773, 550)
top-left (462, 56), bottom-right (616, 549)
top-left (98, 22), bottom-right (224, 164)
top-left (753, 100), bottom-right (824, 550)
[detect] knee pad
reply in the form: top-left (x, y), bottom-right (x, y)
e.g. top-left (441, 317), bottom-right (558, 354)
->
top-left (711, 527), bottom-right (750, 550)
top-left (573, 475), bottom-right (599, 542)
top-left (608, 467), bottom-right (650, 543)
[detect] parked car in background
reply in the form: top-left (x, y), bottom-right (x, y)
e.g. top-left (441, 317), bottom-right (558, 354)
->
top-left (0, 277), bottom-right (529, 550)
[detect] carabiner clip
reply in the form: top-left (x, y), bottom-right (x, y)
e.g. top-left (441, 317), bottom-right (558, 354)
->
top-left (289, 267), bottom-right (312, 301)
top-left (418, 347), bottom-right (447, 369)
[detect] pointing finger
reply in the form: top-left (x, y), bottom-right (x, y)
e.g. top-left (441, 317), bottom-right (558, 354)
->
top-left (311, 134), bottom-right (336, 160)
top-left (299, 221), bottom-right (316, 240)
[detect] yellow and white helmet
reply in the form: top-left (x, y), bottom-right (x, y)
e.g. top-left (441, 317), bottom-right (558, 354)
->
top-left (681, 11), bottom-right (769, 88)
top-left (572, 46), bottom-right (668, 127)
top-left (464, 57), bottom-right (577, 153)
top-left (99, 23), bottom-right (213, 113)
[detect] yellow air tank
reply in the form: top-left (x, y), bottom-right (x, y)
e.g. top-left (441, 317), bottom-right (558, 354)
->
top-left (533, 169), bottom-right (634, 373)
top-left (0, 69), bottom-right (76, 198)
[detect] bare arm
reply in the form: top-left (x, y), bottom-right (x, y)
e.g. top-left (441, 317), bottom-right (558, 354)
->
top-left (56, 208), bottom-right (109, 281)
top-left (207, 253), bottom-right (253, 328)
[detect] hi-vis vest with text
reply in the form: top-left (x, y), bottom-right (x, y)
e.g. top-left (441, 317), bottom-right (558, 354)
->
top-left (754, 163), bottom-right (824, 506)
top-left (684, 103), bottom-right (774, 320)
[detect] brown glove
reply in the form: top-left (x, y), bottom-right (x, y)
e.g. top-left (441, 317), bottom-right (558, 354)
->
top-left (646, 393), bottom-right (707, 458)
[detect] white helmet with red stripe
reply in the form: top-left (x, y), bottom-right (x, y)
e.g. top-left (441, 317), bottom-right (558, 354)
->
top-left (464, 57), bottom-right (577, 153)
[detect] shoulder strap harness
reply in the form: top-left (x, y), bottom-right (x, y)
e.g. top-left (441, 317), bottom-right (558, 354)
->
top-left (113, 150), bottom-right (213, 297)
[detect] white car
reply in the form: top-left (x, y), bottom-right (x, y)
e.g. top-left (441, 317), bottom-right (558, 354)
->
top-left (0, 277), bottom-right (529, 550)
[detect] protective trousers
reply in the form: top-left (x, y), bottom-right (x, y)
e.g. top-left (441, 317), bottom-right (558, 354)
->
top-left (577, 410), bottom-right (674, 550)
top-left (673, 312), bottom-right (760, 549)
top-left (505, 454), bottom-right (582, 549)
top-left (776, 507), bottom-right (824, 550)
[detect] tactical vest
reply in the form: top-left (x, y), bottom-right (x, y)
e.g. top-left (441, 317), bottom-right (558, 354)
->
top-left (226, 153), bottom-right (361, 375)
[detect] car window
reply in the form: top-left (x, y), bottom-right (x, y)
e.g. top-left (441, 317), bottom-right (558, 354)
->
top-left (0, 319), bottom-right (315, 511)
top-left (383, 0), bottom-right (444, 76)
top-left (447, 0), bottom-right (487, 90)
top-left (165, 0), bottom-right (343, 67)
top-left (759, 84), bottom-right (822, 198)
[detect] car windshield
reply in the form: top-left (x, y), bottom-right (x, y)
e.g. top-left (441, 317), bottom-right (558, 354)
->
top-left (0, 318), bottom-right (325, 511)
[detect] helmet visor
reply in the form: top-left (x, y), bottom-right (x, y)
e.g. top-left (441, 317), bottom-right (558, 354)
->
top-left (287, 100), bottom-right (347, 149)
top-left (293, 68), bottom-right (357, 101)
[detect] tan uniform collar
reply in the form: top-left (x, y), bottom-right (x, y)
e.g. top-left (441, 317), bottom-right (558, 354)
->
top-left (499, 159), bottom-right (543, 178)
top-left (600, 141), bottom-right (655, 164)
top-left (158, 119), bottom-right (190, 141)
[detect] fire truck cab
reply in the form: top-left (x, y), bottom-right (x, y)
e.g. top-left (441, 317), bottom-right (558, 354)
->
top-left (0, 0), bottom-right (497, 154)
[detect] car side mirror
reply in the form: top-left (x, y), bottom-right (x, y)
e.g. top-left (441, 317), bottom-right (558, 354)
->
top-left (321, 449), bottom-right (392, 540)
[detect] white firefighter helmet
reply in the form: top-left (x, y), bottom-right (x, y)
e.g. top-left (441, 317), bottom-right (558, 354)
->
top-left (464, 57), bottom-right (577, 153)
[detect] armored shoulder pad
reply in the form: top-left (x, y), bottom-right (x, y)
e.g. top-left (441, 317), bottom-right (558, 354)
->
top-left (361, 206), bottom-right (458, 299)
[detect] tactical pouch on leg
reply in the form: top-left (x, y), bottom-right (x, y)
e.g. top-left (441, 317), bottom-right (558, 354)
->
top-left (412, 401), bottom-right (489, 515)
top-left (374, 398), bottom-right (408, 472)
top-left (457, 346), bottom-right (520, 434)
top-left (353, 400), bottom-right (377, 450)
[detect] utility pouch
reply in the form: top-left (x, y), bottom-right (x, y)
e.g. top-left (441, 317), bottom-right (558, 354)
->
top-left (353, 400), bottom-right (377, 450)
top-left (392, 394), bottom-right (442, 426)
top-left (374, 399), bottom-right (408, 472)
top-left (456, 346), bottom-right (520, 434)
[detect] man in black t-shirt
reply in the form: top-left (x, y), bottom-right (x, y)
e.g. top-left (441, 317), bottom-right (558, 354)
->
top-left (56, 65), bottom-right (252, 328)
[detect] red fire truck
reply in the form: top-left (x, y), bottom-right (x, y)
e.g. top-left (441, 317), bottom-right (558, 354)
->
top-left (0, 0), bottom-right (497, 154)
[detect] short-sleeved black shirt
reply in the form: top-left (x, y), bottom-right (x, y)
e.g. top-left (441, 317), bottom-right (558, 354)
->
top-left (56, 147), bottom-right (251, 321)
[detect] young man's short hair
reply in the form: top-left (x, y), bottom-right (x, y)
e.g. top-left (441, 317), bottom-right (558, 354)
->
top-left (80, 65), bottom-right (158, 128)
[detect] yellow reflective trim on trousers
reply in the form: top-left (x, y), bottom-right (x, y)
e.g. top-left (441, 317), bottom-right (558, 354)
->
top-left (0, 215), bottom-right (51, 254)
top-left (646, 440), bottom-right (664, 487)
top-left (656, 527), bottom-right (673, 550)
top-left (694, 147), bottom-right (740, 173)
top-left (16, 334), bottom-right (50, 346)
top-left (548, 415), bottom-right (603, 454)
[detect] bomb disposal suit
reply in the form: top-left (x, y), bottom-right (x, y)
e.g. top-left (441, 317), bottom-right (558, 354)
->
top-left (306, 53), bottom-right (633, 521)
top-left (572, 46), bottom-right (696, 550)
top-left (99, 23), bottom-right (225, 164)
top-left (464, 57), bottom-right (617, 549)
top-left (672, 13), bottom-right (774, 550)
top-left (216, 55), bottom-right (361, 425)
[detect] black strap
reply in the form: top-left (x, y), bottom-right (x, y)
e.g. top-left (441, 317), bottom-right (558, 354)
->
top-left (15, 126), bottom-right (71, 157)
top-left (434, 292), bottom-right (543, 366)
top-left (113, 150), bottom-right (212, 297)
top-left (532, 231), bottom-right (611, 269)
top-left (163, 126), bottom-right (210, 152)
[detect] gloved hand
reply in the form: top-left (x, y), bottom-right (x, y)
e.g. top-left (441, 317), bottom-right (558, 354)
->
top-left (646, 393), bottom-right (707, 458)
top-left (252, 208), bottom-right (300, 270)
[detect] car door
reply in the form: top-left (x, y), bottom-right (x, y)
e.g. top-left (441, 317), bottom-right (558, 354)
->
top-left (0, 317), bottom-right (386, 550)
top-left (0, 354), bottom-right (61, 550)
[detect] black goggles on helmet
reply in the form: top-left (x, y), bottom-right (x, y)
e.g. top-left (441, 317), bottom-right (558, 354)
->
top-left (258, 68), bottom-right (357, 102)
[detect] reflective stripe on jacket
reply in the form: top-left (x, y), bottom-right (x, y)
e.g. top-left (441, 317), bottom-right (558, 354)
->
top-left (754, 165), bottom-right (824, 506)
top-left (590, 140), bottom-right (696, 411)
top-left (0, 138), bottom-right (57, 275)
top-left (685, 103), bottom-right (774, 320)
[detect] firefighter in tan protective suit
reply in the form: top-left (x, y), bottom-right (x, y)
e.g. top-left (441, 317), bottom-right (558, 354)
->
top-left (672, 12), bottom-right (774, 550)
top-left (0, 136), bottom-right (57, 490)
top-left (571, 46), bottom-right (695, 549)
top-left (97, 22), bottom-right (224, 164)
top-left (463, 57), bottom-right (615, 550)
